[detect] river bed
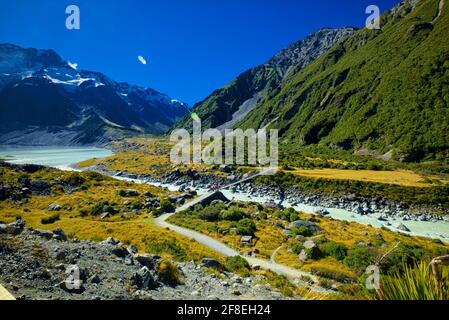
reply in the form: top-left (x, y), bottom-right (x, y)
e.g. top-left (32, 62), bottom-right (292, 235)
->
top-left (2, 147), bottom-right (449, 243)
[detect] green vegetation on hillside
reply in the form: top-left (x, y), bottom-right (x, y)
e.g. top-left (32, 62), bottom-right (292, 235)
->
top-left (239, 0), bottom-right (449, 163)
top-left (168, 200), bottom-right (449, 299)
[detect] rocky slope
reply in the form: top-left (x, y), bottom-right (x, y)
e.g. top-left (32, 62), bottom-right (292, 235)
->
top-left (0, 220), bottom-right (287, 300)
top-left (0, 44), bottom-right (188, 146)
top-left (174, 27), bottom-right (357, 131)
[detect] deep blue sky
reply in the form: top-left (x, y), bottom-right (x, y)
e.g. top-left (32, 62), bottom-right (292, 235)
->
top-left (0, 0), bottom-right (401, 105)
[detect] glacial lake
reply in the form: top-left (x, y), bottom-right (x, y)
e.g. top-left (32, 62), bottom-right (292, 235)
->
top-left (0, 146), bottom-right (113, 170)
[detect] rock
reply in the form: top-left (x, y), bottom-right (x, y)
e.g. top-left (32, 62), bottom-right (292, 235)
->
top-left (191, 290), bottom-right (201, 297)
top-left (288, 220), bottom-right (322, 233)
top-left (298, 250), bottom-right (308, 262)
top-left (128, 245), bottom-right (139, 255)
top-left (240, 236), bottom-right (253, 245)
top-left (283, 230), bottom-right (293, 238)
top-left (52, 228), bottom-right (68, 241)
top-left (315, 208), bottom-right (329, 216)
top-left (303, 240), bottom-right (316, 249)
top-left (32, 229), bottom-right (54, 240)
top-left (100, 212), bottom-right (110, 219)
top-left (4, 219), bottom-right (26, 235)
top-left (135, 254), bottom-right (160, 268)
top-left (102, 237), bottom-right (120, 245)
top-left (219, 165), bottom-right (232, 173)
top-left (59, 280), bottom-right (84, 294)
top-left (201, 258), bottom-right (223, 270)
top-left (47, 203), bottom-right (62, 211)
top-left (197, 191), bottom-right (230, 207)
top-left (396, 223), bottom-right (410, 232)
top-left (112, 245), bottom-right (129, 258)
top-left (133, 267), bottom-right (157, 290)
top-left (89, 274), bottom-right (102, 284)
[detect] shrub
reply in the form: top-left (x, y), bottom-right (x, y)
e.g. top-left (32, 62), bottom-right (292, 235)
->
top-left (220, 208), bottom-right (248, 221)
top-left (258, 211), bottom-right (268, 220)
top-left (344, 246), bottom-right (378, 275)
top-left (319, 241), bottom-right (348, 261)
top-left (273, 210), bottom-right (288, 221)
top-left (289, 212), bottom-right (299, 222)
top-left (79, 210), bottom-right (88, 217)
top-left (130, 200), bottom-right (143, 210)
top-left (381, 244), bottom-right (431, 274)
top-left (304, 246), bottom-right (322, 260)
top-left (310, 266), bottom-right (353, 283)
top-left (83, 171), bottom-right (104, 182)
top-left (160, 199), bottom-right (175, 213)
top-left (225, 256), bottom-right (250, 273)
top-left (90, 203), bottom-right (104, 216)
top-left (379, 261), bottom-right (449, 300)
top-left (197, 202), bottom-right (225, 221)
top-left (64, 172), bottom-right (85, 186)
top-left (41, 213), bottom-right (60, 225)
top-left (236, 218), bottom-right (257, 236)
top-left (291, 226), bottom-right (314, 237)
top-left (146, 239), bottom-right (187, 261)
top-left (157, 259), bottom-right (183, 286)
top-left (291, 243), bottom-right (305, 254)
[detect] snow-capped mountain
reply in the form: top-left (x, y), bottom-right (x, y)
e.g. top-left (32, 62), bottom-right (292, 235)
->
top-left (0, 43), bottom-right (188, 145)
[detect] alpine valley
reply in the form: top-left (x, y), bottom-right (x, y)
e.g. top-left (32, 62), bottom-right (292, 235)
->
top-left (1, 0), bottom-right (449, 302)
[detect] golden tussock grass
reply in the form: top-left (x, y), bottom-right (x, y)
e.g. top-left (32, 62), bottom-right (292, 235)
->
top-left (285, 168), bottom-right (448, 187)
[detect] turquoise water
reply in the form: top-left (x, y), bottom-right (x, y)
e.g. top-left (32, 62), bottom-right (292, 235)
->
top-left (0, 146), bottom-right (113, 170)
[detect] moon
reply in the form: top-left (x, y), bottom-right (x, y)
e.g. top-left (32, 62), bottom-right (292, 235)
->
top-left (138, 55), bottom-right (147, 65)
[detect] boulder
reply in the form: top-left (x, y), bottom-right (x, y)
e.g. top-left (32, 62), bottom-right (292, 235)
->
top-left (298, 250), bottom-right (308, 262)
top-left (32, 229), bottom-right (54, 240)
top-left (240, 236), bottom-right (253, 245)
top-left (52, 228), bottom-right (68, 241)
top-left (396, 223), bottom-right (410, 232)
top-left (102, 237), bottom-right (120, 245)
top-left (315, 208), bottom-right (329, 216)
top-left (4, 219), bottom-right (26, 235)
top-left (219, 165), bottom-right (232, 173)
top-left (100, 212), bottom-right (110, 219)
top-left (200, 258), bottom-right (223, 270)
top-left (288, 220), bottom-right (322, 233)
top-left (283, 230), bottom-right (293, 238)
top-left (197, 191), bottom-right (230, 207)
top-left (47, 203), bottom-right (62, 211)
top-left (133, 267), bottom-right (158, 289)
top-left (303, 240), bottom-right (316, 249)
top-left (112, 245), bottom-right (129, 258)
top-left (89, 274), bottom-right (102, 284)
top-left (135, 254), bottom-right (160, 269)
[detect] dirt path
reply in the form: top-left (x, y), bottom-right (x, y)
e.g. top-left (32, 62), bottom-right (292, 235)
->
top-left (154, 208), bottom-right (318, 283)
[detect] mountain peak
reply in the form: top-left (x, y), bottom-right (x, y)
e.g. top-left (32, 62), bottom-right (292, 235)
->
top-left (0, 44), bottom-right (188, 145)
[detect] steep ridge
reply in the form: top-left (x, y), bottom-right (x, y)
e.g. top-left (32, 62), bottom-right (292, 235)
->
top-left (174, 27), bottom-right (357, 131)
top-left (237, 0), bottom-right (449, 162)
